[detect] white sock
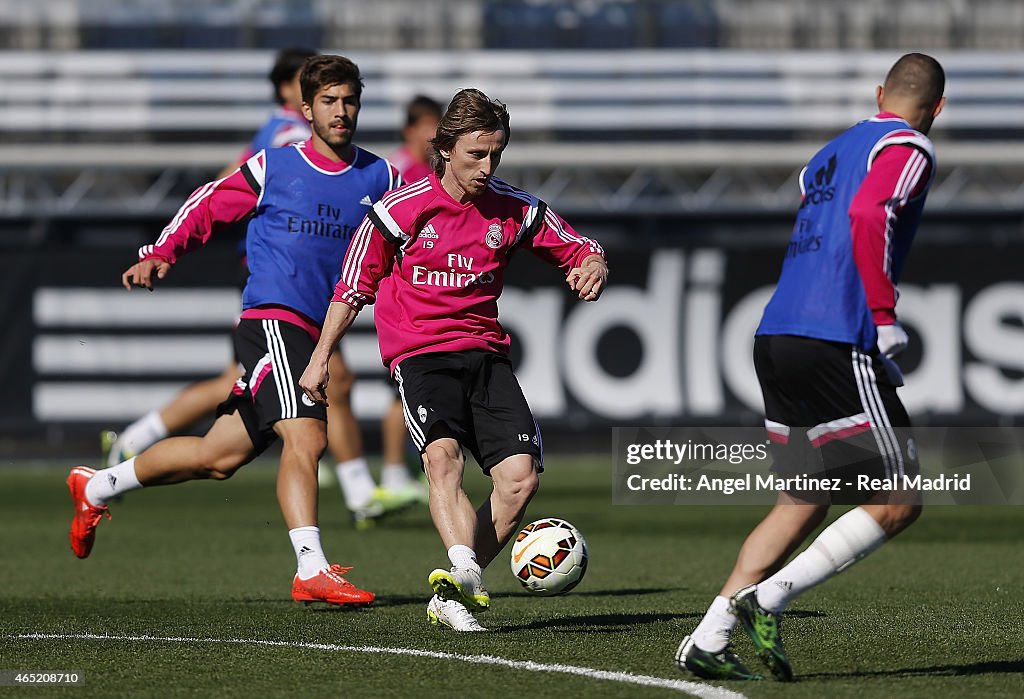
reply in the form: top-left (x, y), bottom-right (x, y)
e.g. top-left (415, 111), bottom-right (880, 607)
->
top-left (289, 526), bottom-right (331, 580)
top-left (756, 507), bottom-right (887, 614)
top-left (84, 457), bottom-right (143, 506)
top-left (380, 463), bottom-right (413, 490)
top-left (335, 458), bottom-right (376, 510)
top-left (690, 595), bottom-right (737, 652)
top-left (447, 544), bottom-right (479, 572)
top-left (118, 410), bottom-right (168, 455)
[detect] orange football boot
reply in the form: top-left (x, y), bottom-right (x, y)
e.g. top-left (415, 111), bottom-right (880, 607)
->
top-left (291, 564), bottom-right (375, 606)
top-left (67, 466), bottom-right (111, 559)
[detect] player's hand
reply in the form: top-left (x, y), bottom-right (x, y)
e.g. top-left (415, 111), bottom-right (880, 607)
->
top-left (876, 321), bottom-right (909, 358)
top-left (299, 361), bottom-right (330, 407)
top-left (122, 258), bottom-right (171, 291)
top-left (567, 255), bottom-right (608, 301)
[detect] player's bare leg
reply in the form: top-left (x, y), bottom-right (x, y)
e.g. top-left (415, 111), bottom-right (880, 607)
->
top-left (739, 489), bottom-right (921, 614)
top-left (719, 492), bottom-right (830, 597)
top-left (274, 417), bottom-right (327, 528)
top-left (423, 438), bottom-right (474, 547)
top-left (325, 351), bottom-right (361, 463)
top-left (730, 489), bottom-right (921, 681)
top-left (382, 399), bottom-right (407, 468)
top-left (275, 415), bottom-right (374, 606)
top-left (160, 364), bottom-right (241, 433)
top-left (473, 454), bottom-right (540, 568)
top-left (101, 363), bottom-right (240, 467)
top-left (130, 412), bottom-right (256, 485)
top-left (68, 412), bottom-right (256, 559)
top-left (379, 399), bottom-right (425, 503)
top-left (423, 438), bottom-right (490, 614)
top-left (679, 491), bottom-right (827, 681)
top-left (323, 350), bottom-right (385, 527)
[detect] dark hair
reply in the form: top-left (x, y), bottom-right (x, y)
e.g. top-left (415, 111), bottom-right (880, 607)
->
top-left (884, 53), bottom-right (945, 110)
top-left (268, 47), bottom-right (318, 105)
top-left (404, 95), bottom-right (444, 128)
top-left (430, 89), bottom-right (510, 176)
top-left (300, 55), bottom-right (364, 105)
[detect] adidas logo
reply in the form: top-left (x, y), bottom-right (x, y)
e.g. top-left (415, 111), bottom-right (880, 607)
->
top-left (359, 195), bottom-right (372, 206)
top-left (800, 153), bottom-right (837, 208)
top-left (108, 474), bottom-right (117, 488)
top-left (299, 546), bottom-right (314, 555)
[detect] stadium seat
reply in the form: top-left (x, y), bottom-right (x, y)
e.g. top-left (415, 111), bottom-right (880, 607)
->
top-left (716, 0), bottom-right (796, 49)
top-left (969, 0), bottom-right (1024, 49)
top-left (483, 2), bottom-right (560, 49)
top-left (578, 3), bottom-right (639, 50)
top-left (655, 0), bottom-right (719, 48)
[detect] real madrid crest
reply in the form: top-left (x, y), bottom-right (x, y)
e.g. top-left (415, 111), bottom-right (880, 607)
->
top-left (486, 223), bottom-right (503, 249)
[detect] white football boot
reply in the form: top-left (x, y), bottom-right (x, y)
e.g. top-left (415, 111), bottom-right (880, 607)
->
top-left (426, 595), bottom-right (487, 632)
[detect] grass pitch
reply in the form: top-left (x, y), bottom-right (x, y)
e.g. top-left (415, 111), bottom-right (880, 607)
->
top-left (1, 455), bottom-right (1022, 698)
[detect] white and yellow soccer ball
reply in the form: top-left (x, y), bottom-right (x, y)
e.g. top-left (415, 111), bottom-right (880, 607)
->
top-left (510, 517), bottom-right (588, 595)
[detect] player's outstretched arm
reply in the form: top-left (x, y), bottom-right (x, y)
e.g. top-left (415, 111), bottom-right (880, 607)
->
top-left (122, 258), bottom-right (172, 291)
top-left (300, 301), bottom-right (358, 406)
top-left (567, 254), bottom-right (609, 301)
top-left (130, 158), bottom-right (263, 289)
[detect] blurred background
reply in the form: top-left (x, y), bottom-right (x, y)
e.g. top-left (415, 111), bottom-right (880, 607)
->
top-left (2, 0), bottom-right (1023, 459)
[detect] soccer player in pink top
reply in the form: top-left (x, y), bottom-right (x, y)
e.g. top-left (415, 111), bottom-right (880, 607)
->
top-left (300, 88), bottom-right (609, 631)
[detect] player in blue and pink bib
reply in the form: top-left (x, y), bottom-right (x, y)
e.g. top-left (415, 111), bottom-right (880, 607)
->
top-left (679, 53), bottom-right (947, 682)
top-left (67, 55), bottom-right (400, 608)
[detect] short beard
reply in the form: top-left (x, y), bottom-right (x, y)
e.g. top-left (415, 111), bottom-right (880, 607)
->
top-left (313, 120), bottom-right (354, 153)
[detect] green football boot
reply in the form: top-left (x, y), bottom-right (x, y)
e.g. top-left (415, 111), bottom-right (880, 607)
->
top-left (350, 486), bottom-right (420, 530)
top-left (731, 585), bottom-right (794, 681)
top-left (674, 635), bottom-right (762, 681)
top-left (99, 430), bottom-right (118, 467)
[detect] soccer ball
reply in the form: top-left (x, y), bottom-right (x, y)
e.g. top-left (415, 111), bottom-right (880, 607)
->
top-left (510, 517), bottom-right (588, 595)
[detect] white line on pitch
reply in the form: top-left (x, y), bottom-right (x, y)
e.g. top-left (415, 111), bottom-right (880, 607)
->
top-left (14, 633), bottom-right (748, 699)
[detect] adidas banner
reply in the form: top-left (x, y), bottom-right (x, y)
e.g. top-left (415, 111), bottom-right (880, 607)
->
top-left (3, 238), bottom-right (1024, 434)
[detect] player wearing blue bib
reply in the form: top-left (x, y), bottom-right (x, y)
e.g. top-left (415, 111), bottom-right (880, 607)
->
top-left (241, 143), bottom-right (397, 322)
top-left (68, 56), bottom-right (401, 607)
top-left (678, 53), bottom-right (946, 682)
top-left (757, 117), bottom-right (935, 351)
top-left (98, 48), bottom-right (316, 471)
top-left (101, 46), bottom-right (417, 527)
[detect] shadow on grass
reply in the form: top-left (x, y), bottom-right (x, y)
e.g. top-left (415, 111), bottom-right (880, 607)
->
top-left (570, 587), bottom-right (686, 598)
top-left (494, 611), bottom-right (701, 634)
top-left (781, 609), bottom-right (827, 619)
top-left (285, 603), bottom-right (375, 613)
top-left (491, 607), bottom-right (824, 634)
top-left (369, 587), bottom-right (685, 609)
top-left (802, 658), bottom-right (1024, 680)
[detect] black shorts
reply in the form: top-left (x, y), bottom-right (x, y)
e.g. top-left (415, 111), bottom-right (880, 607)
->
top-left (754, 334), bottom-right (918, 503)
top-left (217, 318), bottom-right (326, 454)
top-left (394, 350), bottom-right (543, 474)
